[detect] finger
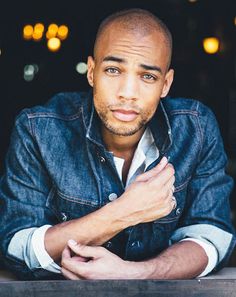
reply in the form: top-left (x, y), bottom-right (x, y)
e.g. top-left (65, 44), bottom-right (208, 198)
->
top-left (62, 245), bottom-right (72, 260)
top-left (165, 177), bottom-right (176, 200)
top-left (63, 242), bottom-right (89, 262)
top-left (72, 255), bottom-right (89, 262)
top-left (171, 196), bottom-right (177, 209)
top-left (62, 257), bottom-right (89, 277)
top-left (148, 163), bottom-right (175, 186)
top-left (165, 175), bottom-right (175, 193)
top-left (61, 267), bottom-right (82, 280)
top-left (136, 156), bottom-right (168, 182)
top-left (67, 240), bottom-right (106, 259)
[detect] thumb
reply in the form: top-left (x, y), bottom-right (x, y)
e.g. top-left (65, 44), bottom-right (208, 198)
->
top-left (135, 156), bottom-right (168, 182)
top-left (67, 240), bottom-right (105, 259)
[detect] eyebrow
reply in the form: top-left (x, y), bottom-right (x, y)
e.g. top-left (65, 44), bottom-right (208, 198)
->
top-left (102, 55), bottom-right (163, 74)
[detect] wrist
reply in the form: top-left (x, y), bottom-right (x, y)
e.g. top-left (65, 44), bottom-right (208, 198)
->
top-left (123, 260), bottom-right (155, 279)
top-left (99, 198), bottom-right (132, 230)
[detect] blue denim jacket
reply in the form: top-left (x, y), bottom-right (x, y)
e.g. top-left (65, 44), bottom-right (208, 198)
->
top-left (0, 91), bottom-right (235, 280)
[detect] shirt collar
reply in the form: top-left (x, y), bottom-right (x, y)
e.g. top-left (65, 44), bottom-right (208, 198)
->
top-left (113, 127), bottom-right (159, 187)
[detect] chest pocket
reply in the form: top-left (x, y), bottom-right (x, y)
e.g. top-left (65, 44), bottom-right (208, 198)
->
top-left (46, 186), bottom-right (100, 222)
top-left (153, 176), bottom-right (191, 227)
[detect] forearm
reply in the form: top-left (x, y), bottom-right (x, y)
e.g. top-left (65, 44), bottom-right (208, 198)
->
top-left (45, 200), bottom-right (130, 261)
top-left (46, 162), bottom-right (175, 262)
top-left (126, 241), bottom-right (208, 279)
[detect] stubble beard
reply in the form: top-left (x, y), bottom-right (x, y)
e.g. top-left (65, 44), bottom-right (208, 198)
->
top-left (96, 105), bottom-right (155, 137)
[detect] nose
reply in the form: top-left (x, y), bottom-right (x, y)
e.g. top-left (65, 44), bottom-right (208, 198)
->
top-left (117, 74), bottom-right (139, 101)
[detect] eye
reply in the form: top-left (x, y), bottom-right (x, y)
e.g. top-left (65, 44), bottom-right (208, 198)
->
top-left (105, 67), bottom-right (120, 75)
top-left (142, 73), bottom-right (157, 81)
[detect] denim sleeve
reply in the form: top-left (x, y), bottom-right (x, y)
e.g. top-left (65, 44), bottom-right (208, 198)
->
top-left (0, 111), bottom-right (61, 280)
top-left (170, 103), bottom-right (236, 272)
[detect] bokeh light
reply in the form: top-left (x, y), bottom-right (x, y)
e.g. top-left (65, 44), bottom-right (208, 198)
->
top-left (203, 37), bottom-right (220, 54)
top-left (57, 25), bottom-right (69, 40)
top-left (47, 24), bottom-right (59, 38)
top-left (76, 62), bottom-right (88, 74)
top-left (23, 25), bottom-right (34, 40)
top-left (47, 37), bottom-right (61, 52)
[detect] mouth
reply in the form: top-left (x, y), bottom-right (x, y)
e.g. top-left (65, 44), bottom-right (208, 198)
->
top-left (112, 109), bottom-right (139, 122)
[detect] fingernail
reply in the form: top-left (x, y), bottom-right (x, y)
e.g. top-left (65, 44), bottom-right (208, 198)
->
top-left (68, 239), bottom-right (77, 246)
top-left (160, 156), bottom-right (168, 164)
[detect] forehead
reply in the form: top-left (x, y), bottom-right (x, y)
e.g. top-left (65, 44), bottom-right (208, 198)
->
top-left (95, 24), bottom-right (169, 68)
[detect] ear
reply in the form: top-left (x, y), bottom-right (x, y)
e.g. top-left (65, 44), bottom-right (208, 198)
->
top-left (160, 69), bottom-right (174, 98)
top-left (87, 56), bottom-right (95, 87)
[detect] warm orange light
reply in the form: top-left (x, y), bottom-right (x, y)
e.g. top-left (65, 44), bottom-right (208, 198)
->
top-left (234, 16), bottom-right (236, 26)
top-left (203, 37), bottom-right (220, 54)
top-left (34, 23), bottom-right (44, 34)
top-left (47, 24), bottom-right (58, 38)
top-left (46, 31), bottom-right (51, 39)
top-left (47, 37), bottom-right (61, 52)
top-left (23, 25), bottom-right (34, 40)
top-left (32, 31), bottom-right (43, 41)
top-left (57, 25), bottom-right (69, 40)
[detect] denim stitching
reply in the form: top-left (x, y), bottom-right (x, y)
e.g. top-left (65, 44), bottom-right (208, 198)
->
top-left (27, 110), bottom-right (82, 121)
top-left (57, 189), bottom-right (99, 206)
top-left (175, 176), bottom-right (191, 192)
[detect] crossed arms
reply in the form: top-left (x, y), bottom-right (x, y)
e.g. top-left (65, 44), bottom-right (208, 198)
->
top-left (45, 157), bottom-right (208, 279)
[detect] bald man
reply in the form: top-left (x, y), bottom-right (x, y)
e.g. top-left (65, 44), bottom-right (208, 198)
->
top-left (0, 9), bottom-right (235, 280)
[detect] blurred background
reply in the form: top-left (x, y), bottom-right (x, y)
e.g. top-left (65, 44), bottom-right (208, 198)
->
top-left (0, 0), bottom-right (236, 263)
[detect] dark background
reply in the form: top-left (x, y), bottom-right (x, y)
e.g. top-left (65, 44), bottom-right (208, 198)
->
top-left (0, 0), bottom-right (236, 263)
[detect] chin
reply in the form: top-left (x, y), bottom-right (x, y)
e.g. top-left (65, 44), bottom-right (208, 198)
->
top-left (106, 123), bottom-right (144, 137)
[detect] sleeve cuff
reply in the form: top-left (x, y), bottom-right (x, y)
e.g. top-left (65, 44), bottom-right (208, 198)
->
top-left (31, 225), bottom-right (61, 274)
top-left (180, 238), bottom-right (218, 277)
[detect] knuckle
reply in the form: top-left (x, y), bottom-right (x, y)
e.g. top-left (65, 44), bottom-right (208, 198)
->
top-left (167, 203), bottom-right (173, 214)
top-left (97, 246), bottom-right (106, 254)
top-left (159, 189), bottom-right (166, 200)
top-left (167, 164), bottom-right (175, 175)
top-left (61, 258), bottom-right (66, 267)
top-left (82, 269), bottom-right (90, 278)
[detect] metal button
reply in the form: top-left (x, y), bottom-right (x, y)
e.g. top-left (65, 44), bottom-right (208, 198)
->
top-left (108, 193), bottom-right (118, 201)
top-left (176, 208), bottom-right (181, 215)
top-left (106, 241), bottom-right (112, 249)
top-left (99, 156), bottom-right (106, 163)
top-left (61, 212), bottom-right (67, 221)
top-left (131, 241), bottom-right (141, 248)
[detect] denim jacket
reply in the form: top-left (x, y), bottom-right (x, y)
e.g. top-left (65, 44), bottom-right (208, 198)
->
top-left (0, 91), bottom-right (235, 280)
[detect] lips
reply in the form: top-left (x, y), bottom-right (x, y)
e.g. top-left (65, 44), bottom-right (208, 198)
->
top-left (112, 109), bottom-right (139, 122)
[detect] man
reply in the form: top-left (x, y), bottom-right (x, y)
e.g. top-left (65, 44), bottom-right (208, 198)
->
top-left (0, 8), bottom-right (235, 280)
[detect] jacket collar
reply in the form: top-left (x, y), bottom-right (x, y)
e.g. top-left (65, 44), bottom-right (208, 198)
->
top-left (149, 100), bottom-right (172, 155)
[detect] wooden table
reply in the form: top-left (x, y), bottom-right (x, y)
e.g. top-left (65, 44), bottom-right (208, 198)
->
top-left (1, 268), bottom-right (236, 297)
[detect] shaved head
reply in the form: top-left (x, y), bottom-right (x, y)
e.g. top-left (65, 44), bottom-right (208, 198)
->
top-left (94, 8), bottom-right (173, 69)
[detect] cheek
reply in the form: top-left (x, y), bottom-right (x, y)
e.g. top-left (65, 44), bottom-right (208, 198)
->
top-left (94, 78), bottom-right (114, 100)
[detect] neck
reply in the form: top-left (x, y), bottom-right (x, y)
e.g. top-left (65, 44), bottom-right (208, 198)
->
top-left (102, 126), bottom-right (145, 158)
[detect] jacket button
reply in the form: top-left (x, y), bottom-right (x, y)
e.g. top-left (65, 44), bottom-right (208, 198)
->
top-left (106, 241), bottom-right (113, 249)
top-left (131, 241), bottom-right (141, 248)
top-left (108, 193), bottom-right (118, 201)
top-left (100, 156), bottom-right (106, 163)
top-left (61, 212), bottom-right (67, 221)
top-left (176, 208), bottom-right (181, 215)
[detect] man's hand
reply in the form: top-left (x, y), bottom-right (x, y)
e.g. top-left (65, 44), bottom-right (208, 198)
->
top-left (45, 156), bottom-right (176, 261)
top-left (61, 239), bottom-right (208, 280)
top-left (113, 156), bottom-right (176, 226)
top-left (61, 240), bottom-right (139, 280)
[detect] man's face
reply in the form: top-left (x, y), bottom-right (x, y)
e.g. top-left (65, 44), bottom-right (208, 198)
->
top-left (87, 24), bottom-right (174, 137)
